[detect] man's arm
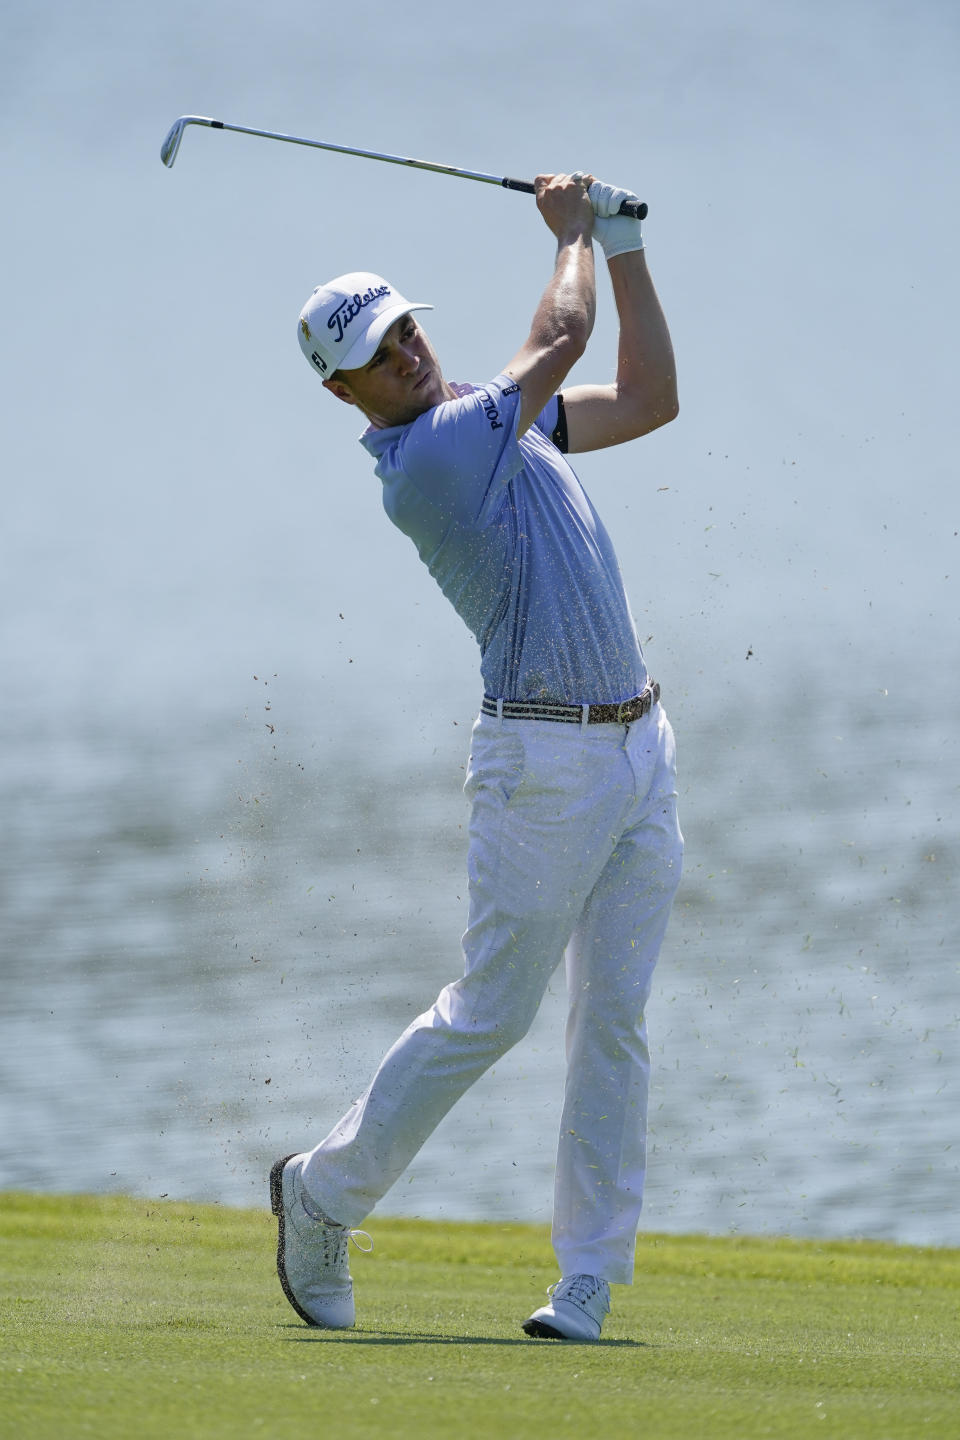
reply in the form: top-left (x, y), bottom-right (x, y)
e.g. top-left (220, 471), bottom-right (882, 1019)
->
top-left (561, 246), bottom-right (678, 453)
top-left (502, 173), bottom-right (598, 438)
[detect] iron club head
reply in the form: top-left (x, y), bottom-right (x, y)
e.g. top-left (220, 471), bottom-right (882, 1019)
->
top-left (160, 116), bottom-right (216, 168)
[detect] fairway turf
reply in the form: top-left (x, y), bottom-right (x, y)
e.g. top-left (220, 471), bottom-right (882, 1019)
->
top-left (1, 1193), bottom-right (958, 1440)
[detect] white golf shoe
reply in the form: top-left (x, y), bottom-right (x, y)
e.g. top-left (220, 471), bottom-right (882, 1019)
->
top-left (522, 1273), bottom-right (611, 1341)
top-left (269, 1153), bottom-right (371, 1328)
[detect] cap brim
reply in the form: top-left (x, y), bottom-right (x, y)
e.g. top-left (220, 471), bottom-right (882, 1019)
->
top-left (339, 301), bottom-right (433, 372)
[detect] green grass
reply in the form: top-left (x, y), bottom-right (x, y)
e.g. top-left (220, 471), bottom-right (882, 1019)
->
top-left (1, 1193), bottom-right (958, 1440)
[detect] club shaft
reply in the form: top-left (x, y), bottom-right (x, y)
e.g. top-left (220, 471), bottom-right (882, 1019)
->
top-left (160, 116), bottom-right (648, 219)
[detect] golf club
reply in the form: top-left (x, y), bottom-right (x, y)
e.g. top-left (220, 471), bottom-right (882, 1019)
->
top-left (159, 115), bottom-right (648, 219)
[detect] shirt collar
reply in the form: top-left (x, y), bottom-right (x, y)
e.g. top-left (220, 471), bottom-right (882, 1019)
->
top-left (359, 422), bottom-right (405, 460)
top-left (357, 381), bottom-right (474, 459)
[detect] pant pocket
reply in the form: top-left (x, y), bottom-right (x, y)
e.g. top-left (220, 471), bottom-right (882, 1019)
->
top-left (464, 730), bottom-right (527, 804)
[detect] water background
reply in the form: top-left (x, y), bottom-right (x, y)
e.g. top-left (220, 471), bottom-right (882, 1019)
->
top-left (1, 0), bottom-right (958, 1245)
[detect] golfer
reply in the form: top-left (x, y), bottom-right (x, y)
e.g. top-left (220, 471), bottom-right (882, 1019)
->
top-left (273, 171), bottom-right (683, 1341)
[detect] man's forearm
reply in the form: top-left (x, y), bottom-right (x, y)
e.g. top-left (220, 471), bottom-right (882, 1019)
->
top-left (560, 247), bottom-right (677, 452)
top-left (504, 188), bottom-right (599, 436)
top-left (528, 233), bottom-right (597, 359)
top-left (607, 249), bottom-right (677, 421)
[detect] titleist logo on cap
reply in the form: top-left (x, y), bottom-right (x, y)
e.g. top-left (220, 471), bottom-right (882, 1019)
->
top-left (327, 285), bottom-right (391, 345)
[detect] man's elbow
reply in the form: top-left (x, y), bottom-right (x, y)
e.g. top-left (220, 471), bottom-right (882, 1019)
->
top-left (543, 330), bottom-right (590, 394)
top-left (559, 322), bottom-right (590, 370)
top-left (653, 390), bottom-right (680, 430)
top-left (628, 382), bottom-right (679, 438)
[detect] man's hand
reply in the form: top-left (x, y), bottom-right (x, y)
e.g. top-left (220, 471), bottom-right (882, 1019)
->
top-left (587, 179), bottom-right (645, 262)
top-left (534, 172), bottom-right (596, 244)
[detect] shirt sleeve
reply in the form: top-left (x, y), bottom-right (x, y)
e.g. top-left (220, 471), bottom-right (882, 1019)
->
top-left (532, 392), bottom-right (568, 452)
top-left (533, 393), bottom-right (558, 438)
top-left (389, 375), bottom-right (524, 528)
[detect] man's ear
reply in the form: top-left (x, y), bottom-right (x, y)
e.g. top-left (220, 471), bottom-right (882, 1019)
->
top-left (322, 378), bottom-right (357, 407)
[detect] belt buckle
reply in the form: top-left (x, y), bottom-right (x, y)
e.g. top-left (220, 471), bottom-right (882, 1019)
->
top-left (615, 698), bottom-right (634, 725)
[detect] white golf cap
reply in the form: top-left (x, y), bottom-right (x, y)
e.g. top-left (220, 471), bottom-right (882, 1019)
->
top-left (297, 271), bottom-right (432, 379)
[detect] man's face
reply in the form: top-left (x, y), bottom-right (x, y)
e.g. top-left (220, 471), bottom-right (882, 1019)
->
top-left (323, 313), bottom-right (452, 428)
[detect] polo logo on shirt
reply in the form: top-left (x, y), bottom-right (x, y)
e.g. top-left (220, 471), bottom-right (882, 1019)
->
top-left (478, 388), bottom-right (503, 431)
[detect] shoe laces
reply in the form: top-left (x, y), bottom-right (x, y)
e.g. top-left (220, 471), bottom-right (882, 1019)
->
top-left (547, 1274), bottom-right (609, 1309)
top-left (301, 1183), bottom-right (374, 1261)
top-left (316, 1221), bottom-right (374, 1268)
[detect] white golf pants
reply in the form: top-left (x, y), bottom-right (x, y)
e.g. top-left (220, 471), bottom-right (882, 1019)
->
top-left (302, 701), bottom-right (683, 1284)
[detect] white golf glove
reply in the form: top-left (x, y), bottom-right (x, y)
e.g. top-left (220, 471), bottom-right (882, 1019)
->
top-left (587, 179), bottom-right (644, 260)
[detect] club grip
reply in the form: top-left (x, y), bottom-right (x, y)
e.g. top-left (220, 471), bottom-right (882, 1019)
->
top-left (501, 176), bottom-right (648, 220)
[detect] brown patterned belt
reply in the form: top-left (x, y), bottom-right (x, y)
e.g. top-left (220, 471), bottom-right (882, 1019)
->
top-left (481, 680), bottom-right (660, 726)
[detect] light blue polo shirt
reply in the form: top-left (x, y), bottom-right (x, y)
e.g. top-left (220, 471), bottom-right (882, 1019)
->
top-left (360, 374), bottom-right (648, 704)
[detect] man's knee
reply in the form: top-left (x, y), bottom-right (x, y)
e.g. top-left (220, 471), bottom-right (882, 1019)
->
top-left (438, 969), bottom-right (546, 1054)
